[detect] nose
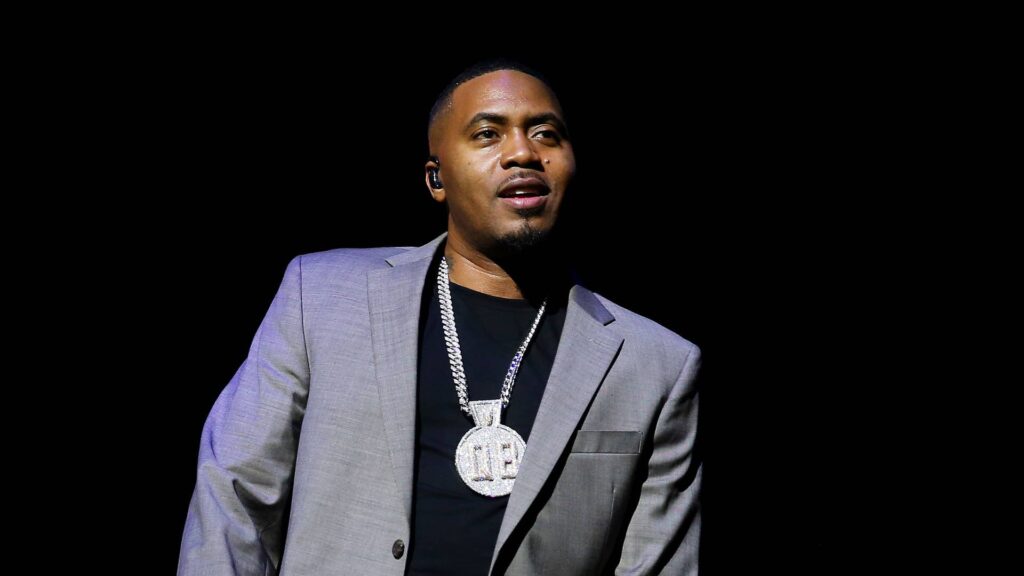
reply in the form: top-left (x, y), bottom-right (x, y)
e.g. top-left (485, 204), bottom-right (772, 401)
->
top-left (499, 129), bottom-right (542, 169)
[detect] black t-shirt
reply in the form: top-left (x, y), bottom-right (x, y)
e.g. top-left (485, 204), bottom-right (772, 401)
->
top-left (407, 269), bottom-right (567, 576)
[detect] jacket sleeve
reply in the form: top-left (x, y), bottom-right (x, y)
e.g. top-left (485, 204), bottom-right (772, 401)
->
top-left (615, 345), bottom-right (702, 575)
top-left (178, 256), bottom-right (310, 576)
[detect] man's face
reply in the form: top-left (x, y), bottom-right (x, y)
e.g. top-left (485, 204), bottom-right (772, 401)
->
top-left (428, 70), bottom-right (575, 256)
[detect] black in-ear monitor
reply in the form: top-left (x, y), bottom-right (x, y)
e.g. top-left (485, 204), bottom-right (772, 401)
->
top-left (428, 156), bottom-right (443, 189)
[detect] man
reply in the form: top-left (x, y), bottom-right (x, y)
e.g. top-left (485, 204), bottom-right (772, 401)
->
top-left (179, 60), bottom-right (702, 575)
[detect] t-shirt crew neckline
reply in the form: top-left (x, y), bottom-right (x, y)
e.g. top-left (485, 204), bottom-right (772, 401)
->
top-left (446, 280), bottom-right (541, 310)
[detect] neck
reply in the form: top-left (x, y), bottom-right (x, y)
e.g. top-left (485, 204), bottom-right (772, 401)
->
top-left (443, 231), bottom-right (563, 302)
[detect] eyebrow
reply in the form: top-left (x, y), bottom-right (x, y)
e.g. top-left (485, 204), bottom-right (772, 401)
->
top-left (465, 112), bottom-right (568, 135)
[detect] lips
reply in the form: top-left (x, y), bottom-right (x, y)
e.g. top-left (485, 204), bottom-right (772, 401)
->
top-left (497, 177), bottom-right (550, 198)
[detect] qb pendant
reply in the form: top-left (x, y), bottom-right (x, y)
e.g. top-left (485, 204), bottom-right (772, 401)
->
top-left (455, 399), bottom-right (525, 497)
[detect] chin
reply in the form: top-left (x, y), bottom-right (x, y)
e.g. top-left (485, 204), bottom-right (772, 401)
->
top-left (493, 223), bottom-right (551, 258)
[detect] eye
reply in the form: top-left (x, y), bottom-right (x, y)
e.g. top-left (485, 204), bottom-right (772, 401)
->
top-left (533, 129), bottom-right (562, 143)
top-left (474, 128), bottom-right (498, 140)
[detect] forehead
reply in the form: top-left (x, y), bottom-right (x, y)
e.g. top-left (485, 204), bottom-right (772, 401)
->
top-left (448, 70), bottom-right (562, 123)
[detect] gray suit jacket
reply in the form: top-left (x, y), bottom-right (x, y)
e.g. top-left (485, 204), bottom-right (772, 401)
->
top-left (178, 233), bottom-right (701, 575)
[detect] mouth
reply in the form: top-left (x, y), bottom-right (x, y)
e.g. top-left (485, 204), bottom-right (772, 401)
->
top-left (497, 176), bottom-right (552, 202)
top-left (498, 194), bottom-right (550, 211)
top-left (497, 176), bottom-right (551, 211)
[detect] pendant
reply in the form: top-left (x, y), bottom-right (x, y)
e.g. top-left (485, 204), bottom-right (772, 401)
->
top-left (455, 399), bottom-right (526, 497)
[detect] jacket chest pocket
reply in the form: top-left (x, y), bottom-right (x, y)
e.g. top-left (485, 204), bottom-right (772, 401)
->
top-left (570, 430), bottom-right (643, 454)
top-left (514, 431), bottom-right (643, 573)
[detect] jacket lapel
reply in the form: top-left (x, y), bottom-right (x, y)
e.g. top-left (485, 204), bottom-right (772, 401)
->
top-left (489, 285), bottom-right (623, 575)
top-left (367, 233), bottom-right (447, 522)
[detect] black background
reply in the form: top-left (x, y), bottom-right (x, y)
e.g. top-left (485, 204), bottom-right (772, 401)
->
top-left (101, 42), bottom-right (879, 574)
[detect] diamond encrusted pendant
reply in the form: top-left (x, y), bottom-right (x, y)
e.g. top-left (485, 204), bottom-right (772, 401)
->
top-left (455, 399), bottom-right (525, 497)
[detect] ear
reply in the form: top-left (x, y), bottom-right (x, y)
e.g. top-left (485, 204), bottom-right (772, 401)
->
top-left (424, 156), bottom-right (445, 203)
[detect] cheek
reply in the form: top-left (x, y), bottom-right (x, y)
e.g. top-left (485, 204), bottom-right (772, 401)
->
top-left (446, 181), bottom-right (493, 221)
top-left (452, 173), bottom-right (494, 207)
top-left (563, 155), bottom-right (578, 178)
top-left (551, 173), bottom-right (575, 196)
top-left (551, 153), bottom-right (576, 185)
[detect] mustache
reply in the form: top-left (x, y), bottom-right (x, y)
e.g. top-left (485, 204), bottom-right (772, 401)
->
top-left (499, 170), bottom-right (549, 188)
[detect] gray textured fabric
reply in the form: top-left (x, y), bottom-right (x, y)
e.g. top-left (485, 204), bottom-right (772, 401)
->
top-left (178, 232), bottom-right (702, 575)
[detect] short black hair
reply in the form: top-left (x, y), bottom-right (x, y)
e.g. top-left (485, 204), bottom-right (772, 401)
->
top-left (427, 58), bottom-right (553, 133)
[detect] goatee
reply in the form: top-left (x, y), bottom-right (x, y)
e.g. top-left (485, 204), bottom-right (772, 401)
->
top-left (493, 224), bottom-right (548, 259)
